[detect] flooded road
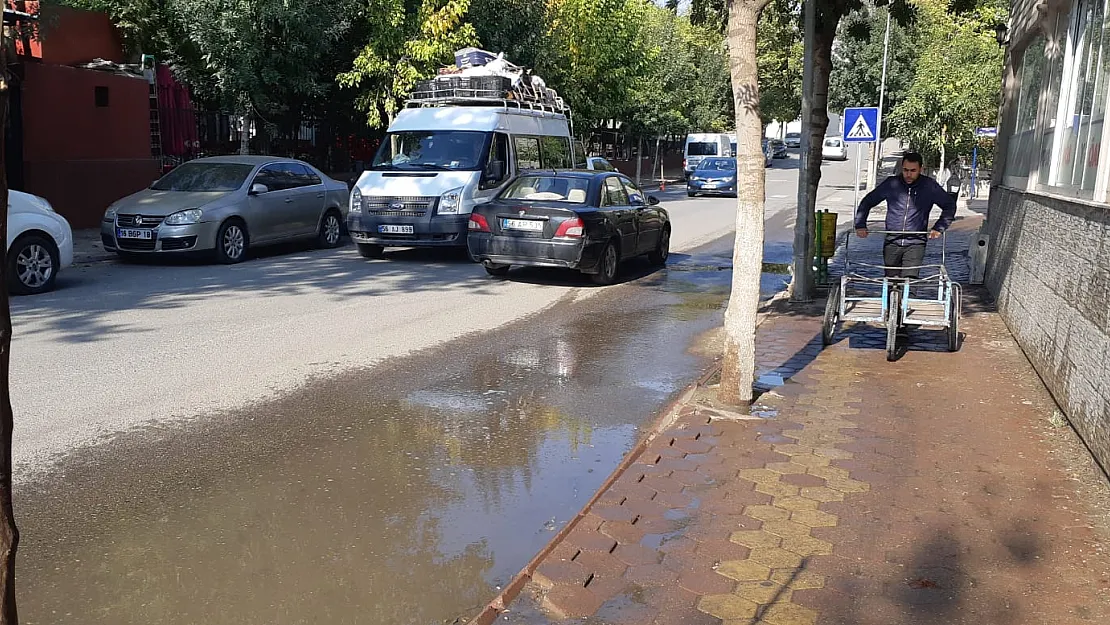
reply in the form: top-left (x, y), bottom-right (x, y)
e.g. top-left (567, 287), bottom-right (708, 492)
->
top-left (15, 247), bottom-right (756, 625)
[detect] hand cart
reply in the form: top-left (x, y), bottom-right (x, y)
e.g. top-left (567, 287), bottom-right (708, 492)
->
top-left (822, 229), bottom-right (961, 361)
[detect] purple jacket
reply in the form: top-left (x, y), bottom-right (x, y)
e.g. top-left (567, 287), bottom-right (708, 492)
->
top-left (854, 174), bottom-right (957, 246)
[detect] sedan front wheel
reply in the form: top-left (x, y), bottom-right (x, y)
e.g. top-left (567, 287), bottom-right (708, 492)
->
top-left (215, 220), bottom-right (248, 264)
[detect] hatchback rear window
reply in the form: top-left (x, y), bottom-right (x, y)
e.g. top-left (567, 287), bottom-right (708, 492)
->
top-left (501, 176), bottom-right (591, 203)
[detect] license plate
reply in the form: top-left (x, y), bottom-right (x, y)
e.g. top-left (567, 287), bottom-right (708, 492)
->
top-left (501, 219), bottom-right (544, 232)
top-left (117, 228), bottom-right (153, 240)
top-left (703, 182), bottom-right (719, 189)
top-left (378, 224), bottom-right (414, 234)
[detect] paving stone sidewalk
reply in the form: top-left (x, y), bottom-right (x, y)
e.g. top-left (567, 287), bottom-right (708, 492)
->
top-left (489, 226), bottom-right (1110, 625)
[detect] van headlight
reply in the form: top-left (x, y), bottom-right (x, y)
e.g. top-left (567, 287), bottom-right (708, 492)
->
top-left (350, 187), bottom-right (362, 214)
top-left (164, 209), bottom-right (203, 225)
top-left (438, 187), bottom-right (465, 214)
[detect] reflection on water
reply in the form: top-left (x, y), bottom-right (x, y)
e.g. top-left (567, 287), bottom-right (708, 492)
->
top-left (16, 266), bottom-right (729, 625)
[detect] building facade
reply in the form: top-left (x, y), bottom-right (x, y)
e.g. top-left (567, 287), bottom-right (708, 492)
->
top-left (988, 0), bottom-right (1110, 469)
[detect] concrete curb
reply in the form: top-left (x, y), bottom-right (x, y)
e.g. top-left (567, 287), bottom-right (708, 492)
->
top-left (464, 287), bottom-right (795, 625)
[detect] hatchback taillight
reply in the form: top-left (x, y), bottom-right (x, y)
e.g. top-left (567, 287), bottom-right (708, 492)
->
top-left (468, 213), bottom-right (491, 232)
top-left (554, 217), bottom-right (584, 238)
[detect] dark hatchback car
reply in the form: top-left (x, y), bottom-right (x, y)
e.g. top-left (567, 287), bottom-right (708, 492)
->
top-left (770, 139), bottom-right (789, 159)
top-left (467, 171), bottom-right (670, 285)
top-left (687, 158), bottom-right (737, 197)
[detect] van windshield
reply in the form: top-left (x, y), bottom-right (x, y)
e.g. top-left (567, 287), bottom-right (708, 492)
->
top-left (372, 130), bottom-right (490, 171)
top-left (687, 142), bottom-right (719, 156)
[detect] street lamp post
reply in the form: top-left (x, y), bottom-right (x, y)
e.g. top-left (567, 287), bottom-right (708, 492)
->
top-left (869, 7), bottom-right (893, 189)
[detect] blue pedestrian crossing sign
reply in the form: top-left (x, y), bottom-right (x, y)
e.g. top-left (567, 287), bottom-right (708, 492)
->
top-left (843, 107), bottom-right (880, 142)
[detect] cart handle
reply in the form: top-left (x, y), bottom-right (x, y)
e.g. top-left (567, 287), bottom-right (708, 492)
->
top-left (842, 229), bottom-right (948, 272)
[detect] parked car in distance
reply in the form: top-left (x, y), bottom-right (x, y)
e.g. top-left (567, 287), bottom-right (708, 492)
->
top-left (769, 139), bottom-right (789, 159)
top-left (467, 171), bottom-right (670, 286)
top-left (761, 139), bottom-right (774, 167)
top-left (687, 158), bottom-right (737, 198)
top-left (8, 191), bottom-right (73, 295)
top-left (584, 156), bottom-right (618, 172)
top-left (822, 137), bottom-right (848, 161)
top-left (102, 156), bottom-right (349, 263)
top-left (785, 132), bottom-right (802, 148)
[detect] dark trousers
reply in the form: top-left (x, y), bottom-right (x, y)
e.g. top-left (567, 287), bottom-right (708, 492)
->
top-left (883, 242), bottom-right (926, 278)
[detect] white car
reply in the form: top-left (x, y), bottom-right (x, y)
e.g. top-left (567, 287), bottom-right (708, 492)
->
top-left (7, 190), bottom-right (73, 295)
top-left (822, 137), bottom-right (848, 161)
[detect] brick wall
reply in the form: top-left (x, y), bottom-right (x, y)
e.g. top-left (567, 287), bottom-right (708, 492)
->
top-left (984, 186), bottom-right (1110, 470)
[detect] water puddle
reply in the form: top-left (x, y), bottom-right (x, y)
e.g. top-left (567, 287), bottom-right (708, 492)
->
top-left (16, 263), bottom-right (731, 625)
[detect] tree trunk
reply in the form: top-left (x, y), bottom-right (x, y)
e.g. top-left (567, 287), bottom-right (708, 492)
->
top-left (719, 0), bottom-right (770, 405)
top-left (239, 112), bottom-right (250, 155)
top-left (0, 32), bottom-right (22, 625)
top-left (791, 8), bottom-right (838, 302)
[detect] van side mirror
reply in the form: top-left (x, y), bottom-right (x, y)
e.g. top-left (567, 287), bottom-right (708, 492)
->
top-left (648, 195), bottom-right (660, 206)
top-left (484, 160), bottom-right (506, 183)
top-left (249, 183), bottom-right (269, 195)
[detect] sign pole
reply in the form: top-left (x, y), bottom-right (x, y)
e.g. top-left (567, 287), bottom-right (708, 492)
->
top-left (853, 143), bottom-right (861, 210)
top-left (971, 142), bottom-right (979, 199)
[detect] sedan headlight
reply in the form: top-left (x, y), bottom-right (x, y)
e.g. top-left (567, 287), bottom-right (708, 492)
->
top-left (104, 205), bottom-right (118, 222)
top-left (350, 187), bottom-right (362, 214)
top-left (164, 209), bottom-right (203, 225)
top-left (438, 187), bottom-right (465, 215)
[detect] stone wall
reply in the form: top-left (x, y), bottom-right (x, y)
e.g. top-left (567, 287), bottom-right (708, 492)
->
top-left (984, 186), bottom-right (1110, 470)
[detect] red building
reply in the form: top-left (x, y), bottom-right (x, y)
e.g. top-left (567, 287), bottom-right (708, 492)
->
top-left (7, 2), bottom-right (160, 228)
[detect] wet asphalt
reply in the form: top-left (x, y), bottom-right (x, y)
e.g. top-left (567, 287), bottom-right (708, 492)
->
top-left (13, 238), bottom-right (773, 625)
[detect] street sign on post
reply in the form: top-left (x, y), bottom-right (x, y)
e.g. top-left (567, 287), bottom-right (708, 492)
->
top-left (843, 107), bottom-right (880, 143)
top-left (974, 127), bottom-right (998, 138)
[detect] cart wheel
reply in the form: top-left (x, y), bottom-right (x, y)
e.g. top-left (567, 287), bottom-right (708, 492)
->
top-left (947, 283), bottom-right (961, 352)
top-left (886, 288), bottom-right (902, 361)
top-left (822, 283), bottom-right (841, 346)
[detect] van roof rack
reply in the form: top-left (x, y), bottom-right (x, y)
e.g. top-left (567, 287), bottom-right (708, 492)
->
top-left (405, 89), bottom-right (570, 117)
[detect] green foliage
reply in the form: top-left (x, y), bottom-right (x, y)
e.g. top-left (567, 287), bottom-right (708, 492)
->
top-left (829, 6), bottom-right (918, 125)
top-left (339, 0), bottom-right (477, 128)
top-left (757, 0), bottom-right (803, 125)
top-left (885, 0), bottom-right (1005, 163)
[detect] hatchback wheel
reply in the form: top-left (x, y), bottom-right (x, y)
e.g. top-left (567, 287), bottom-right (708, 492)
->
top-left (215, 220), bottom-right (248, 264)
top-left (590, 241), bottom-right (619, 286)
top-left (318, 210), bottom-right (343, 249)
top-left (8, 234), bottom-right (59, 295)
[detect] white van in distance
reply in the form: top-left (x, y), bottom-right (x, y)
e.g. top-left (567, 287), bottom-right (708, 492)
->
top-left (348, 97), bottom-right (574, 258)
top-left (683, 133), bottom-right (732, 179)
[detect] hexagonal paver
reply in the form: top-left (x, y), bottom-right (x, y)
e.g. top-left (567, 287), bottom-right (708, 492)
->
top-left (758, 520), bottom-right (813, 539)
top-left (813, 446), bottom-right (855, 460)
top-left (806, 465), bottom-right (851, 480)
top-left (781, 534), bottom-right (834, 556)
top-left (732, 580), bottom-right (789, 604)
top-left (533, 559), bottom-right (590, 589)
top-left (589, 505), bottom-right (637, 523)
top-left (612, 543), bottom-right (662, 567)
top-left (624, 562), bottom-right (679, 586)
top-left (799, 486), bottom-right (846, 503)
top-left (696, 593), bottom-right (760, 620)
top-left (760, 601), bottom-right (818, 625)
top-left (790, 509), bottom-right (838, 528)
top-left (780, 473), bottom-right (828, 488)
top-left (790, 454), bottom-right (833, 468)
top-left (748, 546), bottom-right (805, 569)
top-left (715, 559), bottom-right (772, 581)
top-left (755, 481), bottom-right (801, 498)
top-left (737, 468), bottom-right (782, 485)
top-left (770, 568), bottom-right (826, 590)
top-left (764, 461), bottom-right (809, 475)
top-left (824, 476), bottom-right (871, 493)
top-left (678, 570), bottom-right (736, 595)
top-left (729, 530), bottom-right (782, 549)
top-left (772, 444), bottom-right (815, 456)
top-left (540, 584), bottom-right (605, 620)
top-left (773, 495), bottom-right (820, 512)
top-left (743, 505), bottom-right (790, 522)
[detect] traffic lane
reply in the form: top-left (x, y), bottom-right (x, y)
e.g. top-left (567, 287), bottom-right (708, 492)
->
top-left (14, 252), bottom-right (732, 625)
top-left (11, 206), bottom-right (738, 474)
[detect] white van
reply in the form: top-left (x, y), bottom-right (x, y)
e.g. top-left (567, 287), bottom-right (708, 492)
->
top-left (684, 133), bottom-right (732, 179)
top-left (348, 100), bottom-right (574, 257)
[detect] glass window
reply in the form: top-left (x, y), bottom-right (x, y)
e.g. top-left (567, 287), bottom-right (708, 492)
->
top-left (277, 163), bottom-right (316, 188)
top-left (371, 130), bottom-right (489, 171)
top-left (481, 133), bottom-right (510, 189)
top-left (1040, 0), bottom-right (1110, 194)
top-left (514, 136), bottom-right (542, 170)
top-left (152, 162), bottom-right (254, 192)
top-left (687, 142), bottom-right (719, 156)
top-left (621, 178), bottom-right (646, 205)
top-left (501, 175), bottom-right (590, 203)
top-left (1006, 37), bottom-right (1048, 180)
top-left (541, 136), bottom-right (572, 169)
top-left (602, 176), bottom-right (629, 207)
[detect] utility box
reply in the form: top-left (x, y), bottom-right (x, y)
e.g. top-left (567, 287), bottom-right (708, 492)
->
top-left (970, 231), bottom-right (989, 285)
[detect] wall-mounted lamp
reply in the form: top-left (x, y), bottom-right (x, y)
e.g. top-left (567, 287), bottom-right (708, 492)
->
top-left (994, 22), bottom-right (1010, 47)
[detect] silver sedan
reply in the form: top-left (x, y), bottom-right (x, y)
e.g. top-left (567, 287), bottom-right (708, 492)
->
top-left (101, 156), bottom-right (350, 263)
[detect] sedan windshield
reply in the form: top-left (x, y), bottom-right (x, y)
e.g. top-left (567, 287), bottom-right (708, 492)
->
top-left (372, 131), bottom-right (489, 171)
top-left (151, 162), bottom-right (254, 192)
top-left (697, 158), bottom-right (736, 172)
top-left (501, 176), bottom-right (590, 203)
